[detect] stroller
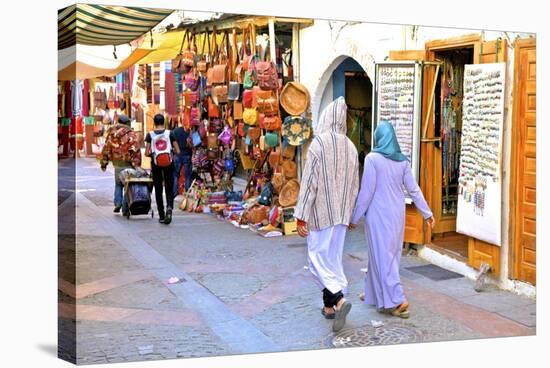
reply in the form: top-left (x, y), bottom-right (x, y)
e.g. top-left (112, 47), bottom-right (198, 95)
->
top-left (120, 168), bottom-right (154, 219)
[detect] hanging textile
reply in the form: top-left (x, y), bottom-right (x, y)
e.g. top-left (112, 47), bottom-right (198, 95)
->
top-left (146, 64), bottom-right (153, 104)
top-left (82, 79), bottom-right (90, 117)
top-left (116, 73), bottom-right (123, 94)
top-left (164, 71), bottom-right (177, 116)
top-left (175, 72), bottom-right (183, 114)
top-left (153, 62), bottom-right (161, 105)
top-left (71, 79), bottom-right (84, 117)
top-left (128, 66), bottom-right (135, 93)
top-left (64, 81), bottom-right (72, 117)
top-left (159, 61), bottom-right (166, 110)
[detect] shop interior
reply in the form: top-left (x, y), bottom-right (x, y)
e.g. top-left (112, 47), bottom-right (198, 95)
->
top-left (430, 47), bottom-right (474, 259)
top-left (345, 71), bottom-right (373, 171)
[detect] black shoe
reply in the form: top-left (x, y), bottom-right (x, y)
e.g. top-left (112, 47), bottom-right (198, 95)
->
top-left (113, 206), bottom-right (121, 213)
top-left (333, 300), bottom-right (352, 332)
top-left (164, 208), bottom-right (172, 225)
top-left (158, 210), bottom-right (165, 223)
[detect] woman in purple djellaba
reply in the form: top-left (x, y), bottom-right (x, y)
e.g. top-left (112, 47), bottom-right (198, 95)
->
top-left (349, 121), bottom-right (435, 318)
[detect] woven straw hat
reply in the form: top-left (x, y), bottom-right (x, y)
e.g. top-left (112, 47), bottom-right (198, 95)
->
top-left (282, 160), bottom-right (297, 179)
top-left (280, 82), bottom-right (310, 115)
top-left (272, 172), bottom-right (285, 194)
top-left (278, 179), bottom-right (300, 207)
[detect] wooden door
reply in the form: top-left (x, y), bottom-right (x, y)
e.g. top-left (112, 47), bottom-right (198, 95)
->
top-left (511, 38), bottom-right (536, 285)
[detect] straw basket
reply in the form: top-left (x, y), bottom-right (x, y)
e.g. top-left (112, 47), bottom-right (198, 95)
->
top-left (278, 179), bottom-right (300, 207)
top-left (280, 82), bottom-right (310, 116)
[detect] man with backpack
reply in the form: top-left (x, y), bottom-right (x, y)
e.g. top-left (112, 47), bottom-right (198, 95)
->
top-left (100, 114), bottom-right (141, 216)
top-left (145, 114), bottom-right (181, 225)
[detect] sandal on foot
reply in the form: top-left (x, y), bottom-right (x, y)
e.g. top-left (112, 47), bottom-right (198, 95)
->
top-left (333, 300), bottom-right (352, 332)
top-left (321, 308), bottom-right (335, 320)
top-left (391, 301), bottom-right (410, 319)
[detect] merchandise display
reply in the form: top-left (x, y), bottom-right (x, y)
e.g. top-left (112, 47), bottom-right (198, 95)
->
top-left (376, 65), bottom-right (416, 161)
top-left (80, 24), bottom-right (312, 236)
top-left (456, 63), bottom-right (505, 246)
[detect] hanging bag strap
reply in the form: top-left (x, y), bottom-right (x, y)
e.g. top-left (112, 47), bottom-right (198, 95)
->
top-left (212, 26), bottom-right (219, 64)
top-left (178, 29), bottom-right (188, 55)
top-left (192, 30), bottom-right (198, 53)
top-left (200, 28), bottom-right (207, 59)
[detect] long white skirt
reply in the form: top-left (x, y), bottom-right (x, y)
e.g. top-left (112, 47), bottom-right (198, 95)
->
top-left (307, 224), bottom-right (348, 294)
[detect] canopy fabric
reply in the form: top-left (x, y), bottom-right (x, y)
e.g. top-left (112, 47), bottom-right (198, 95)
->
top-left (136, 30), bottom-right (227, 65)
top-left (58, 48), bottom-right (152, 81)
top-left (58, 4), bottom-right (173, 50)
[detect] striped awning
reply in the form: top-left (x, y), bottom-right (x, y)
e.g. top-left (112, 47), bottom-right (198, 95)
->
top-left (58, 4), bottom-right (173, 50)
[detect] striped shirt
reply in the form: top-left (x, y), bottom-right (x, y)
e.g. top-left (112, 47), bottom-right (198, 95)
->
top-left (294, 97), bottom-right (359, 231)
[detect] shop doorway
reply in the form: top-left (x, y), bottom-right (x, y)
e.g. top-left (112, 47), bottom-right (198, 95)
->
top-left (429, 47), bottom-right (474, 260)
top-left (345, 71), bottom-right (373, 171)
top-left (317, 56), bottom-right (373, 172)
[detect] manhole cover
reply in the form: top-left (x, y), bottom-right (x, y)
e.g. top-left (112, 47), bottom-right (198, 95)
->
top-left (327, 323), bottom-right (423, 347)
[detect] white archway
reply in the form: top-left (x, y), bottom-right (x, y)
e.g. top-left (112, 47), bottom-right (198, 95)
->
top-left (310, 52), bottom-right (376, 126)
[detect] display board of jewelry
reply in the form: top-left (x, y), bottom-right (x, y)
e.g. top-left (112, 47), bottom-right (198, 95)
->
top-left (373, 62), bottom-right (422, 195)
top-left (456, 63), bottom-right (505, 246)
top-left (376, 65), bottom-right (415, 161)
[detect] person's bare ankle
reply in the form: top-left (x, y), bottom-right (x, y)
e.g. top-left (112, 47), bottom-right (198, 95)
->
top-left (335, 298), bottom-right (346, 310)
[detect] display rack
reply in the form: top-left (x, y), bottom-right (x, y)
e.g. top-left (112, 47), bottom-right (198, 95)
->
top-left (372, 61), bottom-right (423, 183)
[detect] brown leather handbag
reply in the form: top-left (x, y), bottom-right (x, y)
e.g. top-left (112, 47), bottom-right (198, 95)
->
top-left (213, 85), bottom-right (228, 105)
top-left (211, 31), bottom-right (228, 84)
top-left (256, 61), bottom-right (278, 91)
top-left (264, 115), bottom-right (282, 131)
top-left (182, 32), bottom-right (196, 68)
top-left (173, 30), bottom-right (195, 73)
top-left (257, 95), bottom-right (279, 116)
top-left (197, 30), bottom-right (210, 73)
top-left (268, 144), bottom-right (282, 169)
top-left (207, 133), bottom-right (218, 149)
top-left (233, 101), bottom-right (243, 119)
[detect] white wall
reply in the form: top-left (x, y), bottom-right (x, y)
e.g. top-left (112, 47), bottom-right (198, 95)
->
top-left (299, 19), bottom-right (535, 286)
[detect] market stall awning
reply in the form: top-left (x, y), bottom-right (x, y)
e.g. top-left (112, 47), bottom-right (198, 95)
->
top-left (58, 47), bottom-right (153, 81)
top-left (58, 4), bottom-right (173, 50)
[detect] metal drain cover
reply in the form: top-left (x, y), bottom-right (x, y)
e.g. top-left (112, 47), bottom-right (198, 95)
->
top-left (327, 323), bottom-right (423, 347)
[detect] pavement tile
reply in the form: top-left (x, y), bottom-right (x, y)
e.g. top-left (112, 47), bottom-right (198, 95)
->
top-left (496, 304), bottom-right (537, 327)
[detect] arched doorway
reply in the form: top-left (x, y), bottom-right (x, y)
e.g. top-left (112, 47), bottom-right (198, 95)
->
top-left (315, 56), bottom-right (374, 165)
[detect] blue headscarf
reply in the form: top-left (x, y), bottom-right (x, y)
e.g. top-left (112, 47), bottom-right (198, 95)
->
top-left (372, 121), bottom-right (408, 161)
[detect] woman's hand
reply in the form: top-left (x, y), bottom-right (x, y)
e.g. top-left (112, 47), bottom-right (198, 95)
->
top-left (297, 219), bottom-right (309, 238)
top-left (426, 216), bottom-right (435, 229)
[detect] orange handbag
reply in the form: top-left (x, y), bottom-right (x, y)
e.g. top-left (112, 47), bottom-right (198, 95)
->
top-left (233, 101), bottom-right (243, 119)
top-left (264, 115), bottom-right (282, 131)
top-left (208, 97), bottom-right (220, 118)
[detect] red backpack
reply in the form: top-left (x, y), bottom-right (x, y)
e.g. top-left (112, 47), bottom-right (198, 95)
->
top-left (150, 130), bottom-right (173, 167)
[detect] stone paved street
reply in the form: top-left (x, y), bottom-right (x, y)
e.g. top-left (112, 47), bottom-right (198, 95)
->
top-left (58, 158), bottom-right (536, 364)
